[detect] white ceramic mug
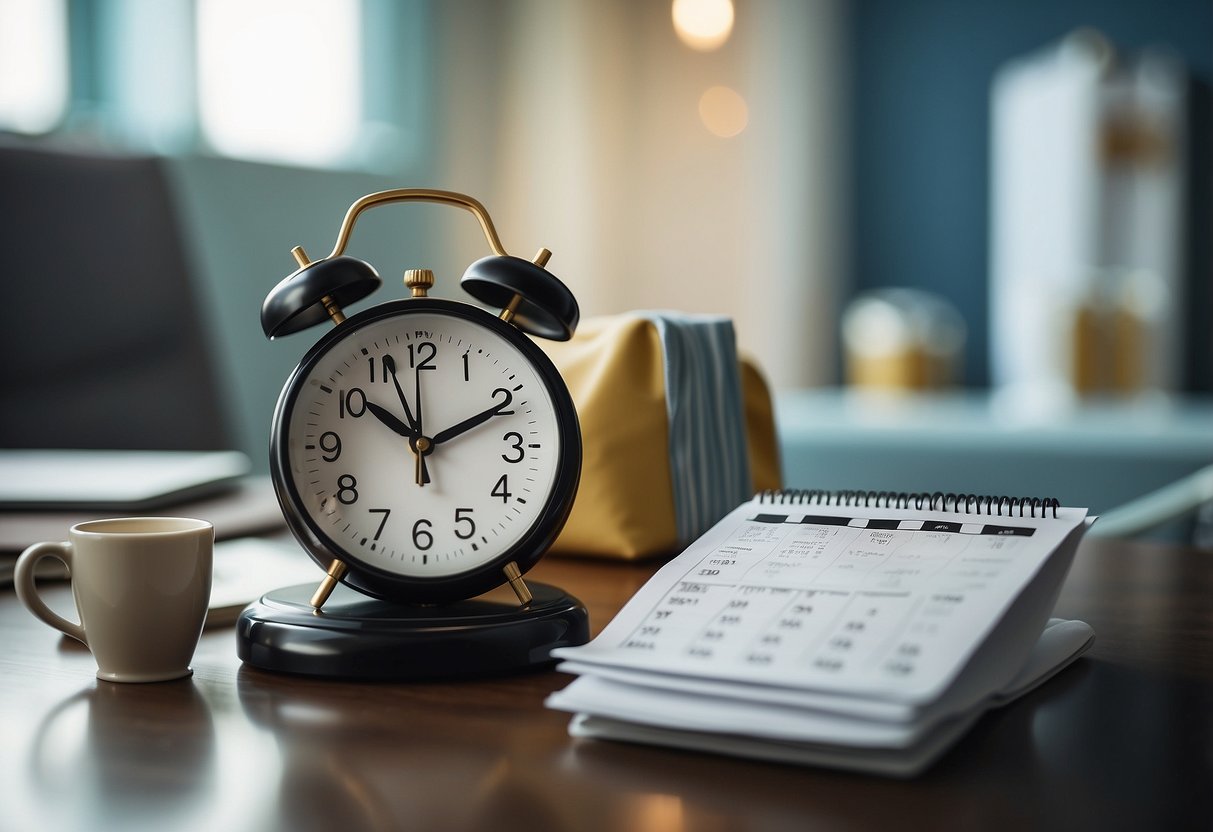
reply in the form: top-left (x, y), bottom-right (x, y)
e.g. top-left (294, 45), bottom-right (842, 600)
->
top-left (15, 517), bottom-right (214, 683)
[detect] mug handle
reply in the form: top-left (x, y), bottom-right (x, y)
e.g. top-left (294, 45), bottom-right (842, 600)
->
top-left (14, 541), bottom-right (87, 645)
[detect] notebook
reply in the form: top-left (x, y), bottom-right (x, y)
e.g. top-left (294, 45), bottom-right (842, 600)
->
top-left (547, 489), bottom-right (1094, 776)
top-left (0, 449), bottom-right (250, 510)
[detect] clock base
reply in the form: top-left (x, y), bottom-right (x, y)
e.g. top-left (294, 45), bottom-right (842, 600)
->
top-left (236, 581), bottom-right (589, 680)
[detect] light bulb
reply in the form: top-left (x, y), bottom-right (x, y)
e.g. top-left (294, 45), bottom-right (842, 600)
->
top-left (672, 0), bottom-right (734, 51)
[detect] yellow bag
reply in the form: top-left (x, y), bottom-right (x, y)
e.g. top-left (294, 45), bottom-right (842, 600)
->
top-left (542, 313), bottom-right (780, 560)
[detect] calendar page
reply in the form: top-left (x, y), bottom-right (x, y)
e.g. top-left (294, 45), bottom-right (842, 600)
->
top-left (555, 498), bottom-right (1088, 704)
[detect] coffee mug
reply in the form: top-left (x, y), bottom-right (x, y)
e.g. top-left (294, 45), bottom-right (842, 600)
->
top-left (15, 517), bottom-right (214, 683)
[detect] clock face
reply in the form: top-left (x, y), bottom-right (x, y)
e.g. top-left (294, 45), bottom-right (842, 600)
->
top-left (272, 299), bottom-right (579, 602)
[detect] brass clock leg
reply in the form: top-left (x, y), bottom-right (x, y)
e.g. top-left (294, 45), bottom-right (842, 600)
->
top-left (310, 558), bottom-right (349, 610)
top-left (503, 561), bottom-right (532, 606)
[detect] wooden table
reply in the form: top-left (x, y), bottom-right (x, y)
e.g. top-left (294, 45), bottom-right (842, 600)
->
top-left (2, 539), bottom-right (1210, 831)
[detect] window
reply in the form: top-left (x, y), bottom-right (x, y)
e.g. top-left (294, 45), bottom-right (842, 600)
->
top-left (195, 0), bottom-right (363, 167)
top-left (0, 0), bottom-right (69, 133)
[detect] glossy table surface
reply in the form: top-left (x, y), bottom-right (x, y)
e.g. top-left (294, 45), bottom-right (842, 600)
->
top-left (2, 540), bottom-right (1211, 831)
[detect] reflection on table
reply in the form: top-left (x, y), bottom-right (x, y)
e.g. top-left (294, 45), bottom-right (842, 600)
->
top-left (1, 548), bottom-right (1210, 831)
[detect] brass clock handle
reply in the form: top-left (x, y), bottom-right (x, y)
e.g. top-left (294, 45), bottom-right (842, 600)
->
top-left (325, 188), bottom-right (509, 261)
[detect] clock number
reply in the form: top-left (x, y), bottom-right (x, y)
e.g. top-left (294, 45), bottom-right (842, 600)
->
top-left (369, 508), bottom-right (390, 540)
top-left (318, 431), bottom-right (341, 462)
top-left (336, 474), bottom-right (359, 505)
top-left (491, 387), bottom-right (515, 416)
top-left (454, 507), bottom-right (476, 539)
top-left (462, 352), bottom-right (470, 382)
top-left (367, 356), bottom-right (389, 384)
top-left (412, 518), bottom-right (434, 550)
top-left (491, 474), bottom-right (512, 503)
top-left (408, 341), bottom-right (437, 371)
top-left (339, 388), bottom-right (367, 419)
top-left (502, 432), bottom-right (525, 463)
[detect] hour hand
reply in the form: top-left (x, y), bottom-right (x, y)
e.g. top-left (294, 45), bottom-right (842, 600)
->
top-left (432, 389), bottom-right (513, 446)
top-left (366, 401), bottom-right (417, 439)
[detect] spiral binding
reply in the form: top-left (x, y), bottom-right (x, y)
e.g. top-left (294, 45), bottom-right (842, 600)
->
top-left (757, 489), bottom-right (1061, 518)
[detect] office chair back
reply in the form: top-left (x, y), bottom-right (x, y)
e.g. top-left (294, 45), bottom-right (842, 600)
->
top-left (0, 138), bottom-right (231, 450)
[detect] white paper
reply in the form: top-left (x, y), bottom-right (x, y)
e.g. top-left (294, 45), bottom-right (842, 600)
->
top-left (555, 617), bottom-right (1094, 776)
top-left (550, 618), bottom-right (1092, 746)
top-left (554, 499), bottom-right (1088, 704)
top-left (567, 712), bottom-right (982, 779)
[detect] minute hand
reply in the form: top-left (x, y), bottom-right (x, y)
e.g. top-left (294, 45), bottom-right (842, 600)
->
top-left (431, 389), bottom-right (513, 446)
top-left (382, 355), bottom-right (418, 431)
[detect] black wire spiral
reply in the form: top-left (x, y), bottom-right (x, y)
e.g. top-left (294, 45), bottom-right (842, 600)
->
top-left (757, 489), bottom-right (1060, 518)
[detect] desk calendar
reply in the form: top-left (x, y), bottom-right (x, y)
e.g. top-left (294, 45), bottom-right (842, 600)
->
top-left (549, 490), bottom-right (1093, 774)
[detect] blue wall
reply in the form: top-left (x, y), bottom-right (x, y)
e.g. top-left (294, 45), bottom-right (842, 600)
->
top-left (846, 0), bottom-right (1213, 387)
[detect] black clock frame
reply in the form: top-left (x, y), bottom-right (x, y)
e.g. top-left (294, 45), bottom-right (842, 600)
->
top-left (269, 296), bottom-right (582, 605)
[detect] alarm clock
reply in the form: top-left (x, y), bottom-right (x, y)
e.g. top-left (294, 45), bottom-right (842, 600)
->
top-left (236, 189), bottom-right (589, 680)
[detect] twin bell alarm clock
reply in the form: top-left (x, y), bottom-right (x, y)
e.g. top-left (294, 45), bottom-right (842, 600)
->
top-left (236, 188), bottom-right (589, 680)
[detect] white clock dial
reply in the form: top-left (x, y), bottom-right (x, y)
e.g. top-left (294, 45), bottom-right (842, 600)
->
top-left (283, 309), bottom-right (563, 579)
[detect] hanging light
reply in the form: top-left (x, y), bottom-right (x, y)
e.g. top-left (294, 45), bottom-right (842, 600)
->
top-left (672, 0), bottom-right (734, 51)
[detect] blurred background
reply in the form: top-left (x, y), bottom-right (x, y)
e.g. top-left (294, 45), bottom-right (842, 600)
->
top-left (2, 0), bottom-right (1211, 519)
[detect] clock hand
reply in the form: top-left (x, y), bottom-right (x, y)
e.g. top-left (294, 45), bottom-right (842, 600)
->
top-left (413, 364), bottom-right (428, 486)
top-left (414, 365), bottom-right (424, 436)
top-left (431, 389), bottom-right (514, 446)
top-left (365, 401), bottom-right (417, 439)
top-left (365, 401), bottom-right (431, 484)
top-left (415, 437), bottom-right (431, 486)
top-left (373, 352), bottom-right (432, 487)
top-left (381, 355), bottom-right (417, 431)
